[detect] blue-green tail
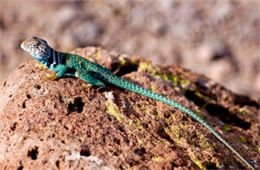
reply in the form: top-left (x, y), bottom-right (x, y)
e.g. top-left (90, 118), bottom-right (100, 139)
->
top-left (107, 76), bottom-right (254, 169)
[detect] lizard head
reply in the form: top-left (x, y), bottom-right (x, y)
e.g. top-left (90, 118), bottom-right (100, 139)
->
top-left (21, 36), bottom-right (51, 62)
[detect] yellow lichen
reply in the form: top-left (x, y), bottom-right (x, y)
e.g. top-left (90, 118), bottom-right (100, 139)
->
top-left (240, 135), bottom-right (247, 143)
top-left (119, 57), bottom-right (127, 66)
top-left (154, 112), bottom-right (162, 118)
top-left (152, 156), bottom-right (164, 162)
top-left (151, 82), bottom-right (157, 92)
top-left (105, 100), bottom-right (121, 121)
top-left (95, 51), bottom-right (102, 59)
top-left (238, 108), bottom-right (247, 116)
top-left (189, 152), bottom-right (203, 169)
top-left (194, 109), bottom-right (205, 119)
top-left (222, 125), bottom-right (231, 131)
top-left (253, 146), bottom-right (260, 154)
top-left (139, 61), bottom-right (157, 75)
top-left (159, 74), bottom-right (191, 87)
top-left (164, 127), bottom-right (182, 145)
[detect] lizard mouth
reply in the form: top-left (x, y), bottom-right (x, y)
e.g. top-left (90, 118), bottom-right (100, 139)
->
top-left (20, 41), bottom-right (26, 51)
top-left (20, 40), bottom-right (33, 54)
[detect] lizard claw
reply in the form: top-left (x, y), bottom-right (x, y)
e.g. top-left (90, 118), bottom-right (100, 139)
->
top-left (44, 73), bottom-right (58, 80)
top-left (82, 83), bottom-right (93, 88)
top-left (35, 63), bottom-right (47, 69)
top-left (96, 85), bottom-right (106, 93)
top-left (82, 83), bottom-right (93, 95)
top-left (82, 83), bottom-right (105, 94)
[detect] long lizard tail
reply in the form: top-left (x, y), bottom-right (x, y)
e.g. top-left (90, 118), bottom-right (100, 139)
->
top-left (107, 76), bottom-right (254, 169)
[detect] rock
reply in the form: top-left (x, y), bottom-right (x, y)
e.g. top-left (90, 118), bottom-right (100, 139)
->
top-left (0, 47), bottom-right (259, 169)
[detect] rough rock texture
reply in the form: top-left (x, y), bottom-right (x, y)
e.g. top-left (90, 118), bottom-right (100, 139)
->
top-left (1, 1), bottom-right (259, 96)
top-left (0, 47), bottom-right (259, 170)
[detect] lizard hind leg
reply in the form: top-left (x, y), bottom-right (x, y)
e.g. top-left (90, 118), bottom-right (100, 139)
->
top-left (76, 71), bottom-right (105, 88)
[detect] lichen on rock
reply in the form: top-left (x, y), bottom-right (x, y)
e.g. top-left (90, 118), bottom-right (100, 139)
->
top-left (0, 47), bottom-right (259, 169)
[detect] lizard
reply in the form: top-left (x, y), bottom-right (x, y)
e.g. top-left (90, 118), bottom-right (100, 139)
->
top-left (20, 36), bottom-right (254, 169)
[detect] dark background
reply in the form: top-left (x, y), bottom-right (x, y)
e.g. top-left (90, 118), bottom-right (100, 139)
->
top-left (0, 0), bottom-right (259, 97)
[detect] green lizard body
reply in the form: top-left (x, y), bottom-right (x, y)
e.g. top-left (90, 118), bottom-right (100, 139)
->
top-left (21, 37), bottom-right (254, 169)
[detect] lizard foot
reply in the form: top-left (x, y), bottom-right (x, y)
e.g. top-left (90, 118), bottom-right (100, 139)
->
top-left (44, 73), bottom-right (58, 80)
top-left (82, 83), bottom-right (93, 89)
top-left (95, 85), bottom-right (106, 94)
top-left (82, 83), bottom-right (93, 95)
top-left (35, 63), bottom-right (47, 69)
top-left (82, 83), bottom-right (105, 94)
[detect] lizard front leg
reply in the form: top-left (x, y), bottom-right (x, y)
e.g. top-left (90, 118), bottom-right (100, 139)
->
top-left (34, 62), bottom-right (57, 80)
top-left (45, 64), bottom-right (69, 80)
